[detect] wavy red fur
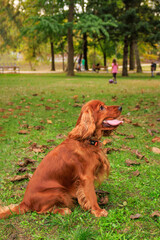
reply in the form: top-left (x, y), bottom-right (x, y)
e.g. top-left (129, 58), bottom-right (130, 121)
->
top-left (0, 100), bottom-right (122, 218)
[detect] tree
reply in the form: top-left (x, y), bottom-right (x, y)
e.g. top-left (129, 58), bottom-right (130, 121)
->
top-left (22, 16), bottom-right (64, 71)
top-left (75, 13), bottom-right (116, 70)
top-left (67, 0), bottom-right (74, 76)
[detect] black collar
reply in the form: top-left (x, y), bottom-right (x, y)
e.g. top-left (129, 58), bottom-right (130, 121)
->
top-left (90, 140), bottom-right (98, 146)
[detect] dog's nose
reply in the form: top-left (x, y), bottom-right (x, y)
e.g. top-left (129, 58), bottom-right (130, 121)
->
top-left (118, 106), bottom-right (122, 112)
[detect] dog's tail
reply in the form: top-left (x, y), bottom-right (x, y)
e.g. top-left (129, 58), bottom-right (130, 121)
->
top-left (0, 202), bottom-right (29, 219)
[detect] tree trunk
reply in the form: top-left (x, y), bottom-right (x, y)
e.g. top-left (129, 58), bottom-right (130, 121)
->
top-left (122, 36), bottom-right (128, 76)
top-left (62, 51), bottom-right (65, 71)
top-left (103, 52), bottom-right (106, 66)
top-left (83, 32), bottom-right (88, 70)
top-left (134, 40), bottom-right (142, 73)
top-left (129, 39), bottom-right (135, 70)
top-left (67, 0), bottom-right (74, 76)
top-left (51, 41), bottom-right (55, 71)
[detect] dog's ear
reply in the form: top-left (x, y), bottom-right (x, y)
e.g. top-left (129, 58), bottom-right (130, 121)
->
top-left (68, 107), bottom-right (96, 140)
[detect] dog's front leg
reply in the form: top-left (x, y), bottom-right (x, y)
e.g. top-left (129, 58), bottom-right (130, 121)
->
top-left (76, 176), bottom-right (108, 217)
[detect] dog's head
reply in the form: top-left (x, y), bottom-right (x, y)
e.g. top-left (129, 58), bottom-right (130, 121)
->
top-left (69, 100), bottom-right (123, 140)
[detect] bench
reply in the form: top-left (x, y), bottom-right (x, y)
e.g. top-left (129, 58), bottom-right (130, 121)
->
top-left (92, 64), bottom-right (108, 73)
top-left (0, 64), bottom-right (20, 73)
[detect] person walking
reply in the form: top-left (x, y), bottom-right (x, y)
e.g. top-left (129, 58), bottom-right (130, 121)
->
top-left (112, 59), bottom-right (118, 84)
top-left (151, 62), bottom-right (156, 77)
top-left (81, 57), bottom-right (85, 71)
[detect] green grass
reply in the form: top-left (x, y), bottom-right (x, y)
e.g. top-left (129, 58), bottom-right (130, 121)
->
top-left (0, 72), bottom-right (160, 240)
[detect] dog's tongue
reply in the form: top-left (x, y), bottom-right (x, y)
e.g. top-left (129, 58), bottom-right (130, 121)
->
top-left (103, 119), bottom-right (123, 127)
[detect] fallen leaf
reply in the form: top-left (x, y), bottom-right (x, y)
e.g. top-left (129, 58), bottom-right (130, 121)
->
top-left (45, 106), bottom-right (53, 110)
top-left (7, 102), bottom-right (14, 105)
top-left (47, 139), bottom-right (55, 143)
top-left (29, 143), bottom-right (49, 153)
top-left (124, 135), bottom-right (135, 139)
top-left (0, 108), bottom-right (5, 112)
top-left (17, 167), bottom-right (28, 173)
top-left (132, 123), bottom-right (141, 127)
top-left (10, 173), bottom-right (32, 182)
top-left (2, 115), bottom-right (8, 119)
top-left (15, 106), bottom-right (22, 109)
top-left (18, 158), bottom-right (36, 167)
top-left (72, 95), bottom-right (78, 101)
top-left (56, 134), bottom-right (65, 139)
top-left (103, 139), bottom-right (112, 145)
top-left (73, 103), bottom-right (82, 107)
top-left (152, 137), bottom-right (160, 143)
top-left (32, 93), bottom-right (38, 96)
top-left (132, 149), bottom-right (144, 159)
top-left (104, 147), bottom-right (120, 154)
top-left (119, 116), bottom-right (132, 124)
top-left (112, 96), bottom-right (118, 102)
top-left (125, 159), bottom-right (140, 166)
top-left (130, 214), bottom-right (142, 220)
top-left (21, 124), bottom-right (29, 129)
top-left (132, 170), bottom-right (140, 176)
top-left (99, 196), bottom-right (109, 205)
top-left (47, 120), bottom-right (52, 124)
top-left (148, 129), bottom-right (154, 136)
top-left (96, 190), bottom-right (110, 195)
top-left (150, 211), bottom-right (160, 218)
top-left (34, 125), bottom-right (45, 130)
top-left (18, 130), bottom-right (29, 134)
top-left (152, 147), bottom-right (160, 154)
top-left (31, 167), bottom-right (37, 172)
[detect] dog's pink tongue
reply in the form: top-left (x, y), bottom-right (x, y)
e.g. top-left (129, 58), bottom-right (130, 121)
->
top-left (104, 119), bottom-right (123, 126)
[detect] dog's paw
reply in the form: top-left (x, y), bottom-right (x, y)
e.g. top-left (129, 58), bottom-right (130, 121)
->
top-left (91, 209), bottom-right (108, 217)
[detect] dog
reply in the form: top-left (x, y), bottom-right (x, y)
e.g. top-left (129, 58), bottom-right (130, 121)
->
top-left (0, 100), bottom-right (123, 218)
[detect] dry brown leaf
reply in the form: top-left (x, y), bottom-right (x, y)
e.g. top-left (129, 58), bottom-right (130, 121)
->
top-left (73, 103), bottom-right (82, 107)
top-left (152, 137), bottom-right (160, 143)
top-left (72, 95), bottom-right (78, 100)
top-left (34, 125), bottom-right (45, 130)
top-left (18, 130), bottom-right (29, 134)
top-left (104, 147), bottom-right (120, 154)
top-left (150, 211), bottom-right (160, 218)
top-left (10, 173), bottom-right (32, 182)
top-left (119, 116), bottom-right (132, 124)
top-left (132, 123), bottom-right (141, 127)
top-left (2, 115), bottom-right (8, 119)
top-left (99, 196), bottom-right (109, 205)
top-left (124, 135), bottom-right (135, 139)
top-left (132, 170), bottom-right (140, 176)
top-left (96, 190), bottom-right (110, 195)
top-left (47, 120), bottom-right (52, 124)
top-left (103, 139), bottom-right (112, 145)
top-left (130, 214), bottom-right (142, 220)
top-left (56, 134), bottom-right (65, 139)
top-left (17, 167), bottom-right (28, 173)
top-left (148, 129), bottom-right (154, 136)
top-left (125, 159), bottom-right (140, 166)
top-left (45, 106), bottom-right (53, 110)
top-left (18, 158), bottom-right (36, 167)
top-left (152, 147), bottom-right (160, 154)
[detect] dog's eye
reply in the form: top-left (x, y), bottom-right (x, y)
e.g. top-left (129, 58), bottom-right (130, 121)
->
top-left (100, 105), bottom-right (104, 111)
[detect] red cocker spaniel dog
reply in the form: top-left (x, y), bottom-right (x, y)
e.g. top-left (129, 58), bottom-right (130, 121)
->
top-left (0, 100), bottom-right (123, 218)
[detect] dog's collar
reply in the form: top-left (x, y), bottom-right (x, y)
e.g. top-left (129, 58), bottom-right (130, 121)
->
top-left (90, 140), bottom-right (99, 146)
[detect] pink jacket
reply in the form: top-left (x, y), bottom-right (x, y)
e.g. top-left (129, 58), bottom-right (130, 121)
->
top-left (112, 63), bottom-right (118, 73)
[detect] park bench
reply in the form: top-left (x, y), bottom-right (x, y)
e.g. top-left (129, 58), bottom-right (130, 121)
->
top-left (92, 64), bottom-right (108, 73)
top-left (0, 64), bottom-right (20, 73)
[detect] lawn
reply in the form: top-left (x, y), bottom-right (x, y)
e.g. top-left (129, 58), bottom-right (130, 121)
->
top-left (0, 72), bottom-right (160, 240)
